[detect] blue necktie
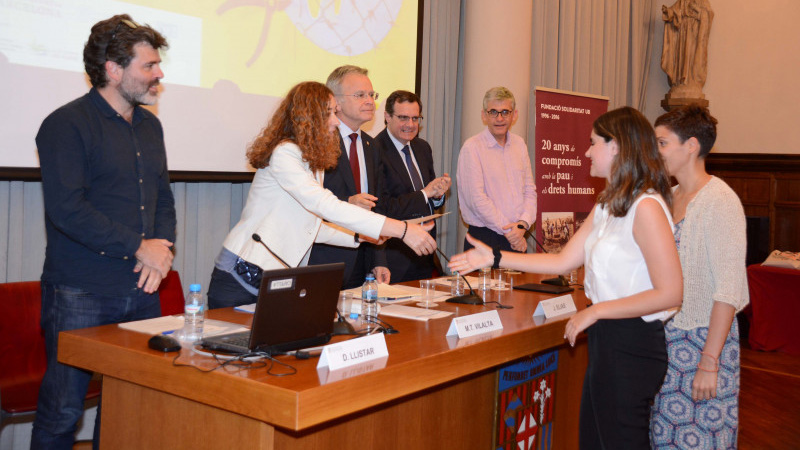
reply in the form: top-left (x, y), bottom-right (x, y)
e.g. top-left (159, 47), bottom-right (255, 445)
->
top-left (401, 145), bottom-right (423, 191)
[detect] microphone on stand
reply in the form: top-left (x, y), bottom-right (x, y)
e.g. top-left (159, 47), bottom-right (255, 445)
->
top-left (526, 231), bottom-right (570, 287)
top-left (333, 306), bottom-right (357, 335)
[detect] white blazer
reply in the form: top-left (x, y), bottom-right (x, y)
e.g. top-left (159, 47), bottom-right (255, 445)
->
top-left (222, 142), bottom-right (386, 270)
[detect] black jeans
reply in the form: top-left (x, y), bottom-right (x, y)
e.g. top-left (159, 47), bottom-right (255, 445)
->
top-left (207, 267), bottom-right (258, 309)
top-left (32, 283), bottom-right (161, 450)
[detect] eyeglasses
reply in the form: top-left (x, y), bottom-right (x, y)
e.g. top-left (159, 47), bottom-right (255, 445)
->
top-left (339, 91), bottom-right (379, 101)
top-left (486, 109), bottom-right (513, 118)
top-left (392, 114), bottom-right (424, 124)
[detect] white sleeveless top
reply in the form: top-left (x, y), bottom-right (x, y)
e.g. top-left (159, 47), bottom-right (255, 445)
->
top-left (583, 191), bottom-right (675, 322)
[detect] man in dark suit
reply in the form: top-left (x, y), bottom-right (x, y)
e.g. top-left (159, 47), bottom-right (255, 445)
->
top-left (309, 65), bottom-right (389, 288)
top-left (374, 91), bottom-right (451, 283)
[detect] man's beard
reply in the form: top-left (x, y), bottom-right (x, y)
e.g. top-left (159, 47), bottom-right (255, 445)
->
top-left (119, 78), bottom-right (159, 107)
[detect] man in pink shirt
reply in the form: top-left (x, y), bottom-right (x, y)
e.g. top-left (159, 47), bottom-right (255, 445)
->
top-left (456, 86), bottom-right (537, 258)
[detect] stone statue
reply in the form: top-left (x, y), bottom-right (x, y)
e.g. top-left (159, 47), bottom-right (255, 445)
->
top-left (661, 0), bottom-right (714, 109)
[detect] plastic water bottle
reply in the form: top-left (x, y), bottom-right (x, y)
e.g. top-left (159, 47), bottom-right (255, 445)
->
top-left (183, 284), bottom-right (205, 342)
top-left (361, 273), bottom-right (378, 328)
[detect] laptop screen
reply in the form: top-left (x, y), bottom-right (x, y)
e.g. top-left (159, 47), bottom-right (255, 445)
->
top-left (247, 262), bottom-right (345, 353)
top-left (201, 262), bottom-right (345, 354)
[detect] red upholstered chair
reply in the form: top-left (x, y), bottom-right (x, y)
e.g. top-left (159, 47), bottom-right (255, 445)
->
top-left (158, 270), bottom-right (185, 316)
top-left (0, 271), bottom-right (184, 425)
top-left (0, 280), bottom-right (102, 425)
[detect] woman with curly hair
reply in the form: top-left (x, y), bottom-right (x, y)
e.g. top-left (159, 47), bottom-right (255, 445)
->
top-left (208, 81), bottom-right (436, 308)
top-left (449, 106), bottom-right (683, 449)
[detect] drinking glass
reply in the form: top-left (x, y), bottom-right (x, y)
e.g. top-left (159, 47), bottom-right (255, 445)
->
top-left (338, 291), bottom-right (354, 319)
top-left (491, 268), bottom-right (510, 291)
top-left (417, 279), bottom-right (438, 308)
top-left (478, 267), bottom-right (492, 291)
top-left (450, 277), bottom-right (465, 296)
top-left (506, 271), bottom-right (517, 291)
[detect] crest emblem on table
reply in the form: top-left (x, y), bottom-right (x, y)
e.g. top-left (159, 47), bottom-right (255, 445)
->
top-left (494, 351), bottom-right (557, 450)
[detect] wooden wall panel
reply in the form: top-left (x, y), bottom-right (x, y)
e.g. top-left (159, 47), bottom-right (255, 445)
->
top-left (775, 175), bottom-right (800, 251)
top-left (775, 178), bottom-right (800, 202)
top-left (706, 154), bottom-right (800, 252)
top-left (775, 208), bottom-right (800, 251)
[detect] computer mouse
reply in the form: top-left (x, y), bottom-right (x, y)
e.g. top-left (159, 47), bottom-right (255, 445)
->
top-left (148, 334), bottom-right (181, 352)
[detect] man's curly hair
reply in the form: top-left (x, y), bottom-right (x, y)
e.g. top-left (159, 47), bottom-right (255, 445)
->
top-left (83, 14), bottom-right (167, 88)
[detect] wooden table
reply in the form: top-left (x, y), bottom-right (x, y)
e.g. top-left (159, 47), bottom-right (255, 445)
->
top-left (59, 273), bottom-right (589, 449)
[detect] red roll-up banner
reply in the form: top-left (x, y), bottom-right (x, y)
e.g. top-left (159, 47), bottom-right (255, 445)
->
top-left (532, 87), bottom-right (609, 254)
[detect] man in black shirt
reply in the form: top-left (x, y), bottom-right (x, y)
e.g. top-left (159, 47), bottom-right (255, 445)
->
top-left (32, 14), bottom-right (176, 450)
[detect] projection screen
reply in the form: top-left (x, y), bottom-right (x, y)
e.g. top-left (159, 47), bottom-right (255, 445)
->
top-left (0, 0), bottom-right (420, 173)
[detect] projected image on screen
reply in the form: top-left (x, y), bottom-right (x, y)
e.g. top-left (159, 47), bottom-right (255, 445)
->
top-left (0, 0), bottom-right (419, 172)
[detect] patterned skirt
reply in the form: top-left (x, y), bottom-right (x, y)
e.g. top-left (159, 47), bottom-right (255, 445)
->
top-left (650, 319), bottom-right (740, 449)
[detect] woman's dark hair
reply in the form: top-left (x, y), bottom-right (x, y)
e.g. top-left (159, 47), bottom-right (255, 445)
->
top-left (654, 104), bottom-right (718, 158)
top-left (83, 14), bottom-right (168, 88)
top-left (247, 82), bottom-right (340, 172)
top-left (595, 107), bottom-right (673, 217)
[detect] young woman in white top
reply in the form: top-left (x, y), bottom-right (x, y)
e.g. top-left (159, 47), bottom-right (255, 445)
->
top-left (649, 105), bottom-right (749, 449)
top-left (449, 106), bottom-right (682, 449)
top-left (207, 82), bottom-right (436, 308)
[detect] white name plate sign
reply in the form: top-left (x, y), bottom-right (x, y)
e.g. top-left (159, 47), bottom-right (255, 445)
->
top-left (446, 310), bottom-right (503, 339)
top-left (532, 294), bottom-right (577, 319)
top-left (317, 333), bottom-right (388, 371)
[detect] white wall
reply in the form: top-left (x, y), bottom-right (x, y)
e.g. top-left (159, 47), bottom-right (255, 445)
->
top-left (459, 0), bottom-right (800, 156)
top-left (460, 0), bottom-right (533, 145)
top-left (643, 0), bottom-right (800, 155)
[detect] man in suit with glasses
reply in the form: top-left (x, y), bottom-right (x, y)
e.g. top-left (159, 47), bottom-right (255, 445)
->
top-left (308, 65), bottom-right (389, 288)
top-left (374, 90), bottom-right (451, 282)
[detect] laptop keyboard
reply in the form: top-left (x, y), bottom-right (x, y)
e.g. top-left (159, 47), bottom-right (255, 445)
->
top-left (223, 335), bottom-right (250, 347)
top-left (200, 331), bottom-right (252, 354)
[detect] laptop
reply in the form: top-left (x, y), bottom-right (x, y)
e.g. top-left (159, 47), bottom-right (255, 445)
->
top-left (200, 263), bottom-right (345, 355)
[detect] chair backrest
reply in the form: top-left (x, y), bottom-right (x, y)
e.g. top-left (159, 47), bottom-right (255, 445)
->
top-left (0, 281), bottom-right (47, 413)
top-left (1, 273), bottom-right (184, 414)
top-left (158, 270), bottom-right (185, 316)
